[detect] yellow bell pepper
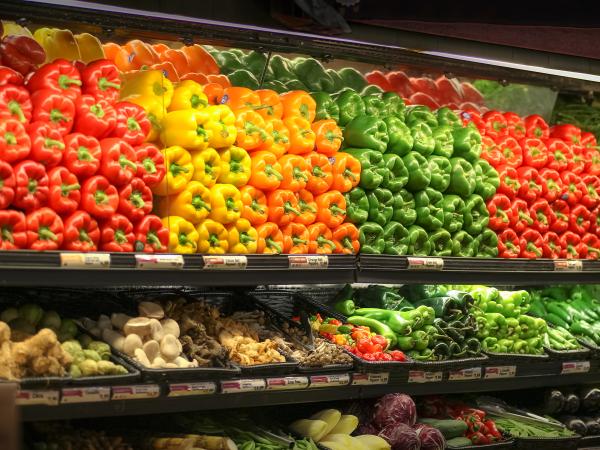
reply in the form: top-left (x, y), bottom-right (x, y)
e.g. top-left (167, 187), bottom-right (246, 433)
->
top-left (120, 69), bottom-right (173, 108)
top-left (162, 181), bottom-right (211, 224)
top-left (204, 105), bottom-right (237, 149)
top-left (162, 216), bottom-right (199, 254)
top-left (74, 33), bottom-right (105, 63)
top-left (169, 80), bottom-right (208, 112)
top-left (227, 218), bottom-right (258, 254)
top-left (196, 219), bottom-right (229, 254)
top-left (160, 109), bottom-right (211, 150)
top-left (209, 184), bottom-right (242, 224)
top-left (191, 148), bottom-right (221, 188)
top-left (218, 146), bottom-right (251, 187)
top-left (2, 21), bottom-right (33, 38)
top-left (152, 146), bottom-right (193, 196)
top-left (34, 28), bottom-right (81, 62)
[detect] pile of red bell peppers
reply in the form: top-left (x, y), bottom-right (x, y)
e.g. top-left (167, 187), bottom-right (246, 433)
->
top-left (0, 58), bottom-right (168, 252)
top-left (465, 110), bottom-right (600, 259)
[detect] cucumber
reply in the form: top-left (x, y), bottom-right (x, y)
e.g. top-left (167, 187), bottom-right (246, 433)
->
top-left (446, 436), bottom-right (473, 447)
top-left (418, 419), bottom-right (468, 438)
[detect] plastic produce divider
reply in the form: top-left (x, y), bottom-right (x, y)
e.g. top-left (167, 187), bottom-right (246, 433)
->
top-left (0, 382), bottom-right (18, 450)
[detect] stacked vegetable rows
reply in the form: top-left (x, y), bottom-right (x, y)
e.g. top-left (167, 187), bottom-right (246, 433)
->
top-left (467, 110), bottom-right (600, 259)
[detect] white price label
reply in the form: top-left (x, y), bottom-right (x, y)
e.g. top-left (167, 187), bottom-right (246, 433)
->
top-left (308, 373), bottom-right (350, 388)
top-left (135, 254), bottom-right (184, 269)
top-left (408, 370), bottom-right (443, 383)
top-left (288, 255), bottom-right (328, 269)
top-left (16, 390), bottom-right (59, 406)
top-left (448, 367), bottom-right (482, 381)
top-left (554, 259), bottom-right (583, 271)
top-left (61, 387), bottom-right (110, 404)
top-left (352, 372), bottom-right (390, 385)
top-left (266, 376), bottom-right (309, 390)
top-left (562, 361), bottom-right (591, 374)
top-left (407, 257), bottom-right (444, 270)
top-left (168, 382), bottom-right (216, 397)
top-left (60, 252), bottom-right (110, 268)
top-left (203, 255), bottom-right (247, 270)
top-left (111, 384), bottom-right (160, 400)
top-left (221, 379), bottom-right (266, 394)
top-left (485, 366), bottom-right (517, 379)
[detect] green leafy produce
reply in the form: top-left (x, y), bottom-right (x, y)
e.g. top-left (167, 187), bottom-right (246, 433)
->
top-left (493, 417), bottom-right (575, 438)
top-left (552, 96), bottom-right (600, 142)
top-left (474, 80), bottom-right (557, 119)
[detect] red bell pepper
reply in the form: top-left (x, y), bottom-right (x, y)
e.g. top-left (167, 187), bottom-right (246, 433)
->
top-left (461, 111), bottom-right (485, 133)
top-left (542, 231), bottom-right (561, 259)
top-left (0, 210), bottom-right (26, 249)
top-left (134, 143), bottom-right (165, 188)
top-left (569, 204), bottom-right (591, 235)
top-left (80, 175), bottom-right (119, 219)
top-left (517, 166), bottom-right (546, 204)
top-left (482, 110), bottom-right (508, 140)
top-left (486, 194), bottom-right (513, 231)
top-left (511, 198), bottom-right (534, 233)
top-left (73, 95), bottom-right (117, 139)
top-left (551, 200), bottom-right (570, 234)
top-left (28, 121), bottom-right (65, 168)
top-left (581, 174), bottom-right (600, 209)
top-left (117, 177), bottom-right (152, 223)
top-left (100, 213), bottom-right (135, 252)
top-left (26, 59), bottom-right (82, 102)
top-left (0, 35), bottom-right (45, 75)
top-left (480, 136), bottom-right (505, 167)
top-left (498, 228), bottom-right (520, 258)
top-left (545, 138), bottom-right (572, 172)
top-left (568, 146), bottom-right (586, 174)
top-left (560, 171), bottom-right (584, 206)
top-left (0, 85), bottom-right (31, 123)
top-left (520, 228), bottom-right (543, 259)
top-left (530, 199), bottom-right (555, 234)
top-left (13, 160), bottom-right (49, 212)
top-left (469, 431), bottom-right (490, 445)
top-left (584, 148), bottom-right (600, 176)
top-left (524, 114), bottom-right (550, 139)
top-left (560, 231), bottom-right (583, 259)
top-left (62, 210), bottom-right (100, 252)
top-left (99, 138), bottom-right (138, 187)
top-left (520, 137), bottom-right (548, 169)
top-left (80, 59), bottom-right (121, 104)
top-left (111, 101), bottom-right (151, 146)
top-left (581, 132), bottom-right (597, 149)
top-left (483, 420), bottom-right (502, 440)
top-left (31, 89), bottom-right (75, 136)
top-left (25, 207), bottom-right (64, 250)
top-left (590, 206), bottom-right (600, 236)
top-left (496, 165), bottom-right (520, 199)
top-left (496, 136), bottom-right (522, 168)
top-left (0, 66), bottom-right (24, 87)
top-left (504, 112), bottom-right (526, 139)
top-left (134, 214), bottom-right (168, 253)
top-left (551, 123), bottom-right (581, 145)
top-left (539, 168), bottom-right (562, 203)
top-left (63, 133), bottom-right (101, 180)
top-left (47, 166), bottom-right (81, 216)
top-left (0, 161), bottom-right (15, 209)
top-left (0, 118), bottom-right (30, 163)
top-left (581, 233), bottom-right (600, 260)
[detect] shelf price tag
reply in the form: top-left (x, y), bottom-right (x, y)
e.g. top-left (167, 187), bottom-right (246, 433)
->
top-left (485, 366), bottom-right (517, 379)
top-left (60, 252), bottom-right (110, 268)
top-left (308, 373), bottom-right (350, 388)
top-left (221, 379), bottom-right (266, 394)
top-left (61, 387), bottom-right (110, 404)
top-left (168, 382), bottom-right (217, 397)
top-left (203, 255), bottom-right (247, 270)
top-left (561, 361), bottom-right (590, 374)
top-left (16, 390), bottom-right (59, 406)
top-left (112, 384), bottom-right (160, 400)
top-left (135, 254), bottom-right (184, 269)
top-left (352, 372), bottom-right (390, 385)
top-left (408, 370), bottom-right (443, 383)
top-left (289, 255), bottom-right (328, 269)
top-left (266, 376), bottom-right (309, 390)
top-left (407, 257), bottom-right (444, 271)
top-left (554, 260), bottom-right (583, 271)
top-left (448, 367), bottom-right (482, 381)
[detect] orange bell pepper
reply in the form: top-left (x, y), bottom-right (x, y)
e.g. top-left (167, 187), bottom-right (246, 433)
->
top-left (267, 189), bottom-right (300, 227)
top-left (259, 119), bottom-right (289, 158)
top-left (279, 154), bottom-right (309, 192)
top-left (316, 191), bottom-right (347, 228)
top-left (162, 48), bottom-right (190, 77)
top-left (207, 74), bottom-right (231, 88)
top-left (308, 222), bottom-right (335, 254)
top-left (240, 185), bottom-right (268, 226)
top-left (222, 87), bottom-right (260, 114)
top-left (295, 189), bottom-right (317, 226)
top-left (203, 83), bottom-right (224, 105)
top-left (332, 223), bottom-right (360, 254)
top-left (280, 90), bottom-right (316, 123)
top-left (181, 44), bottom-right (220, 75)
top-left (306, 151), bottom-right (333, 195)
top-left (312, 119), bottom-right (343, 156)
top-left (102, 42), bottom-right (121, 61)
top-left (255, 89), bottom-right (283, 121)
top-left (256, 221), bottom-right (284, 254)
top-left (235, 110), bottom-right (271, 151)
top-left (180, 72), bottom-right (209, 85)
top-left (283, 117), bottom-right (316, 155)
top-left (249, 151), bottom-right (283, 191)
top-left (152, 43), bottom-right (170, 55)
top-left (149, 61), bottom-right (180, 82)
top-left (330, 152), bottom-right (361, 193)
top-left (124, 39), bottom-right (159, 68)
top-left (282, 222), bottom-right (309, 254)
top-left (113, 46), bottom-right (136, 72)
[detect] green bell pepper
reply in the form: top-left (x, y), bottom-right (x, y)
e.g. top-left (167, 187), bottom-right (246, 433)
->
top-left (326, 69), bottom-right (344, 93)
top-left (284, 79), bottom-right (308, 91)
top-left (414, 188), bottom-right (444, 230)
top-left (474, 160), bottom-right (500, 200)
top-left (452, 230), bottom-right (476, 257)
top-left (446, 158), bottom-right (476, 197)
top-left (441, 195), bottom-right (465, 233)
top-left (428, 155), bottom-right (451, 192)
top-left (338, 67), bottom-right (367, 92)
top-left (361, 84), bottom-right (384, 96)
top-left (261, 80), bottom-right (286, 93)
top-left (269, 54), bottom-right (295, 82)
top-left (382, 92), bottom-right (406, 118)
top-left (437, 107), bottom-right (461, 127)
top-left (243, 51), bottom-right (268, 77)
top-left (406, 225), bottom-right (432, 255)
top-left (215, 50), bottom-right (245, 74)
top-left (383, 116), bottom-right (413, 156)
top-left (405, 105), bottom-right (438, 128)
top-left (391, 189), bottom-right (417, 226)
top-left (344, 115), bottom-right (389, 152)
top-left (362, 93), bottom-right (386, 117)
top-left (382, 154), bottom-right (408, 192)
top-left (410, 122), bottom-right (436, 157)
top-left (358, 222), bottom-right (385, 254)
top-left (403, 152), bottom-right (431, 191)
top-left (343, 148), bottom-right (386, 189)
top-left (463, 194), bottom-right (489, 235)
top-left (293, 58), bottom-right (334, 92)
top-left (227, 69), bottom-right (260, 90)
top-left (383, 221), bottom-right (409, 255)
top-left (344, 187), bottom-right (369, 225)
top-left (430, 229), bottom-right (455, 256)
top-left (452, 126), bottom-right (482, 163)
top-left (368, 187), bottom-right (394, 226)
top-left (336, 91), bottom-right (365, 126)
top-left (312, 92), bottom-right (340, 122)
top-left (475, 228), bottom-right (498, 258)
top-left (432, 125), bottom-right (454, 158)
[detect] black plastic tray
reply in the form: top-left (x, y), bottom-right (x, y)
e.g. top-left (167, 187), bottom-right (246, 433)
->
top-left (513, 435), bottom-right (580, 450)
top-left (544, 346), bottom-right (591, 361)
top-left (19, 375), bottom-right (70, 389)
top-left (412, 354), bottom-right (489, 373)
top-left (448, 439), bottom-right (515, 449)
top-left (579, 434), bottom-right (600, 447)
top-left (577, 338), bottom-right (600, 359)
top-left (235, 358), bottom-right (299, 376)
top-left (484, 351), bottom-right (552, 377)
top-left (297, 362), bottom-right (355, 373)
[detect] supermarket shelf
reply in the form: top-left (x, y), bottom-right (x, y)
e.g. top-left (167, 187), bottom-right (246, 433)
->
top-left (3, 0), bottom-right (600, 92)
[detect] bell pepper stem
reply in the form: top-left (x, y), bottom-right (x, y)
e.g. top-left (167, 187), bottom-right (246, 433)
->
top-left (189, 94), bottom-right (207, 109)
top-left (317, 235), bottom-right (335, 249)
top-left (146, 232), bottom-right (163, 249)
top-left (170, 162), bottom-right (190, 177)
top-left (299, 200), bottom-right (316, 213)
top-left (45, 138), bottom-right (65, 149)
top-left (119, 155), bottom-right (138, 171)
top-left (78, 146), bottom-right (95, 162)
top-left (496, 209), bottom-right (509, 223)
top-left (266, 165), bottom-right (283, 181)
top-left (38, 226), bottom-right (57, 242)
top-left (251, 199), bottom-right (265, 214)
top-left (1, 227), bottom-right (14, 243)
top-left (178, 232), bottom-right (191, 246)
top-left (98, 77), bottom-right (120, 91)
top-left (114, 229), bottom-right (127, 244)
top-left (292, 237), bottom-right (308, 245)
top-left (94, 189), bottom-right (108, 205)
top-left (196, 125), bottom-right (209, 141)
top-left (293, 167), bottom-right (308, 182)
top-left (127, 117), bottom-right (141, 131)
top-left (4, 132), bottom-right (16, 145)
top-left (312, 166), bottom-right (325, 178)
top-left (27, 179), bottom-right (37, 193)
top-left (343, 169), bottom-right (358, 181)
top-left (266, 237), bottom-right (282, 253)
top-left (7, 101), bottom-right (25, 122)
top-left (129, 191), bottom-right (146, 208)
top-left (142, 157), bottom-right (157, 174)
top-left (342, 236), bottom-right (354, 249)
top-left (50, 109), bottom-right (66, 123)
top-left (519, 211), bottom-right (533, 225)
top-left (284, 202), bottom-right (300, 216)
top-left (208, 234), bottom-right (220, 247)
top-left (225, 197), bottom-right (239, 212)
top-left (192, 195), bottom-right (211, 212)
top-left (90, 104), bottom-right (105, 118)
top-left (58, 74), bottom-right (82, 89)
top-left (239, 232), bottom-right (255, 245)
top-left (330, 204), bottom-right (346, 216)
top-left (527, 242), bottom-right (542, 257)
top-left (79, 229), bottom-right (91, 243)
top-left (61, 183), bottom-right (80, 196)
